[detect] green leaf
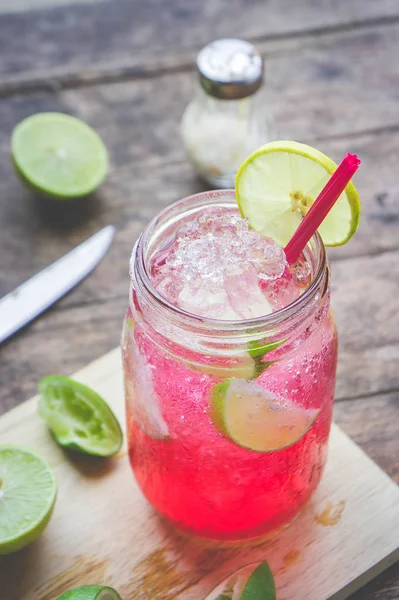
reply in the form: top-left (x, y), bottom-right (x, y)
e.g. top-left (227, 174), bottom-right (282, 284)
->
top-left (240, 562), bottom-right (276, 600)
top-left (214, 596), bottom-right (231, 600)
top-left (247, 339), bottom-right (285, 360)
top-left (253, 361), bottom-right (274, 378)
top-left (247, 339), bottom-right (285, 381)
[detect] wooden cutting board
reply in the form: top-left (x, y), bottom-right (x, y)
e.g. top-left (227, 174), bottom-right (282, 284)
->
top-left (1, 349), bottom-right (398, 600)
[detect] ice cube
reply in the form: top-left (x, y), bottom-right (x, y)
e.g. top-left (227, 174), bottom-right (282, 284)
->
top-left (251, 238), bottom-right (287, 281)
top-left (292, 260), bottom-right (312, 285)
top-left (178, 280), bottom-right (241, 320)
top-left (127, 344), bottom-right (169, 439)
top-left (225, 264), bottom-right (273, 319)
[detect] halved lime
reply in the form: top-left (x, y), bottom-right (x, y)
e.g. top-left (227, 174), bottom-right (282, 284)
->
top-left (235, 140), bottom-right (360, 247)
top-left (211, 379), bottom-right (319, 452)
top-left (11, 112), bottom-right (108, 199)
top-left (38, 376), bottom-right (123, 457)
top-left (0, 446), bottom-right (57, 554)
top-left (205, 562), bottom-right (275, 600)
top-left (57, 586), bottom-right (122, 600)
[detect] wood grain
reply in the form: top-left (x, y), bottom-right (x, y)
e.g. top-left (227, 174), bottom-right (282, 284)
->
top-left (1, 0), bottom-right (399, 90)
top-left (334, 392), bottom-right (399, 484)
top-left (0, 1), bottom-right (398, 596)
top-left (0, 350), bottom-right (398, 600)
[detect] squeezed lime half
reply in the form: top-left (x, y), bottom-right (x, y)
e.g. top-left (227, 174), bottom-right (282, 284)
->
top-left (0, 446), bottom-right (57, 554)
top-left (11, 112), bottom-right (108, 199)
top-left (57, 586), bottom-right (122, 600)
top-left (235, 140), bottom-right (360, 247)
top-left (38, 376), bottom-right (122, 457)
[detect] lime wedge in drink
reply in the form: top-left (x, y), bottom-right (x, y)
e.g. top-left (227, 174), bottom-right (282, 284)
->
top-left (0, 446), bottom-right (57, 554)
top-left (57, 586), bottom-right (122, 600)
top-left (188, 339), bottom-right (284, 380)
top-left (211, 379), bottom-right (319, 452)
top-left (186, 354), bottom-right (256, 380)
top-left (11, 112), bottom-right (108, 199)
top-left (38, 376), bottom-right (123, 457)
top-left (235, 140), bottom-right (360, 247)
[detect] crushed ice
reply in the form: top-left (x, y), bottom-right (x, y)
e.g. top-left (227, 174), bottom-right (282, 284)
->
top-left (152, 209), bottom-right (289, 319)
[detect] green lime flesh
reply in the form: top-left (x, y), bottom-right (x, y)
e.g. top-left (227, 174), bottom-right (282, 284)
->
top-left (11, 112), bottom-right (108, 199)
top-left (235, 140), bottom-right (360, 247)
top-left (211, 378), bottom-right (320, 453)
top-left (57, 585), bottom-right (122, 600)
top-left (38, 376), bottom-right (123, 457)
top-left (0, 446), bottom-right (57, 554)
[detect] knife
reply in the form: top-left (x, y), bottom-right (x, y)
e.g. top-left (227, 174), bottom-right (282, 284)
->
top-left (0, 225), bottom-right (116, 344)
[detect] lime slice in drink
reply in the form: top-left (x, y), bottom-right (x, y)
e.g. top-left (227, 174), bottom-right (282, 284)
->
top-left (11, 112), bottom-right (108, 199)
top-left (0, 446), bottom-right (57, 554)
top-left (186, 354), bottom-right (256, 380)
top-left (211, 379), bottom-right (319, 452)
top-left (235, 140), bottom-right (360, 247)
top-left (188, 339), bottom-right (284, 380)
top-left (57, 586), bottom-right (122, 600)
top-left (38, 376), bottom-right (123, 457)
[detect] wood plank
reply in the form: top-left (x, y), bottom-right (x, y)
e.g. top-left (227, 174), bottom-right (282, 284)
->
top-left (349, 564), bottom-right (399, 600)
top-left (0, 0), bottom-right (100, 13)
top-left (332, 249), bottom-right (399, 400)
top-left (0, 350), bottom-right (398, 600)
top-left (334, 393), bottom-right (399, 484)
top-left (1, 0), bottom-right (399, 88)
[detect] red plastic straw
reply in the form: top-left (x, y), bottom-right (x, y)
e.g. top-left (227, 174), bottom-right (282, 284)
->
top-left (284, 153), bottom-right (361, 265)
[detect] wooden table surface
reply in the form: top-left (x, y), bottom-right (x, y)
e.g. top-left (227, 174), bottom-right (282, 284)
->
top-left (0, 1), bottom-right (398, 598)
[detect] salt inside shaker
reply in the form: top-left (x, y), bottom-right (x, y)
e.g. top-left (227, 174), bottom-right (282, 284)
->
top-left (181, 38), bottom-right (274, 188)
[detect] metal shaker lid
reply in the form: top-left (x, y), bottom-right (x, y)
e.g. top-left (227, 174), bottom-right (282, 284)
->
top-left (197, 38), bottom-right (264, 100)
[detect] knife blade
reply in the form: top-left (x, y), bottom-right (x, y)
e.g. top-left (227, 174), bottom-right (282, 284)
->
top-left (0, 225), bottom-right (116, 344)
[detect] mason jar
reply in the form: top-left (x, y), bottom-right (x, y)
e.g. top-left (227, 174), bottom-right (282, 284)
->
top-left (121, 190), bottom-right (338, 542)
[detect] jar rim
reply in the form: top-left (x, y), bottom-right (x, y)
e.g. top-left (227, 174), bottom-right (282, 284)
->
top-left (131, 190), bottom-right (327, 334)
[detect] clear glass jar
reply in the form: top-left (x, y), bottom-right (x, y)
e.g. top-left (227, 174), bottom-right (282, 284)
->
top-left (181, 39), bottom-right (274, 188)
top-left (122, 190), bottom-right (338, 542)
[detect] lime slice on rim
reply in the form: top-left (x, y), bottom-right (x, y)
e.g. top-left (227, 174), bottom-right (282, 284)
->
top-left (38, 376), bottom-right (123, 457)
top-left (11, 112), bottom-right (108, 199)
top-left (235, 140), bottom-right (360, 247)
top-left (0, 446), bottom-right (57, 554)
top-left (211, 379), bottom-right (319, 452)
top-left (57, 586), bottom-right (122, 600)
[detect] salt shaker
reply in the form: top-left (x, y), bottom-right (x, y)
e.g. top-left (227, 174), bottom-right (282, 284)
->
top-left (181, 38), bottom-right (274, 188)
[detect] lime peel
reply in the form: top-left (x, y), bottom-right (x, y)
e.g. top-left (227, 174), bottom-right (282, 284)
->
top-left (57, 585), bottom-right (122, 600)
top-left (38, 376), bottom-right (123, 457)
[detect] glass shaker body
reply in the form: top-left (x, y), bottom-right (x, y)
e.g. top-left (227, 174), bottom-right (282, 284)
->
top-left (181, 38), bottom-right (275, 188)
